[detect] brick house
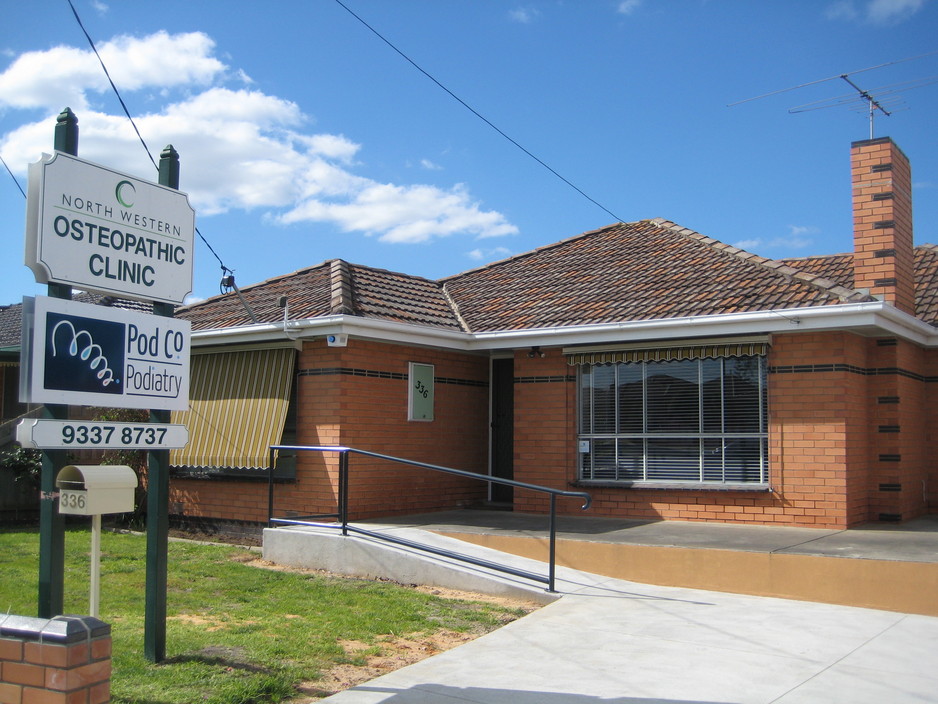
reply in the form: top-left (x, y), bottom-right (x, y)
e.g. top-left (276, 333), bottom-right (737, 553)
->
top-left (164, 137), bottom-right (937, 530)
top-left (5, 137), bottom-right (935, 530)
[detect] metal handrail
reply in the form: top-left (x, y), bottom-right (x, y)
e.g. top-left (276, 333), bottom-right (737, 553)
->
top-left (266, 445), bottom-right (591, 592)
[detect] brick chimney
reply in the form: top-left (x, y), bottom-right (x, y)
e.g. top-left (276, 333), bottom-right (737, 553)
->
top-left (851, 137), bottom-right (915, 315)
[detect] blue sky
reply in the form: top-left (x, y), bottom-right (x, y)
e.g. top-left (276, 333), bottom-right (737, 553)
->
top-left (1, 0), bottom-right (936, 306)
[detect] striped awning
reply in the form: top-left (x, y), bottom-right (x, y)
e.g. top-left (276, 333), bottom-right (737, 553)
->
top-left (565, 341), bottom-right (768, 366)
top-left (170, 347), bottom-right (295, 470)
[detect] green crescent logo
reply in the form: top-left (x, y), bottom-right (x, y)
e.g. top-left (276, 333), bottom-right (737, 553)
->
top-left (115, 180), bottom-right (136, 208)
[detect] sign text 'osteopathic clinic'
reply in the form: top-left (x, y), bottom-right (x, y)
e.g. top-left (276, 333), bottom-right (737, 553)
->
top-left (25, 152), bottom-right (195, 305)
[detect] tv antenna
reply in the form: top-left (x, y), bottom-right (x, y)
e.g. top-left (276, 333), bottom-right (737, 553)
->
top-left (728, 50), bottom-right (938, 139)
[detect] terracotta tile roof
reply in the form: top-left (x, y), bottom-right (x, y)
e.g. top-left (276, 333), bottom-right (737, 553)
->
top-left (780, 253), bottom-right (854, 289)
top-left (346, 263), bottom-right (463, 330)
top-left (176, 260), bottom-right (462, 332)
top-left (177, 263), bottom-right (333, 331)
top-left (440, 219), bottom-right (869, 332)
top-left (174, 219), bottom-right (938, 336)
top-left (0, 304), bottom-right (23, 349)
top-left (913, 245), bottom-right (938, 326)
top-left (782, 246), bottom-right (938, 326)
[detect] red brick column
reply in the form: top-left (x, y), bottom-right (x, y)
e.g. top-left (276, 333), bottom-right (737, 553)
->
top-left (0, 615), bottom-right (111, 704)
top-left (851, 137), bottom-right (915, 314)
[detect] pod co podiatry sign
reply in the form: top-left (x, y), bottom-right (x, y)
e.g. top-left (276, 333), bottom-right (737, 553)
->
top-left (25, 151), bottom-right (195, 304)
top-left (22, 296), bottom-right (190, 411)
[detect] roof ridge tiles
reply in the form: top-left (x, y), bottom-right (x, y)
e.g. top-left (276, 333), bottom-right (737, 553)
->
top-left (438, 282), bottom-right (471, 333)
top-left (439, 221), bottom-right (633, 283)
top-left (330, 259), bottom-right (355, 315)
top-left (653, 219), bottom-right (873, 304)
top-left (347, 261), bottom-right (442, 287)
top-left (175, 261), bottom-right (334, 312)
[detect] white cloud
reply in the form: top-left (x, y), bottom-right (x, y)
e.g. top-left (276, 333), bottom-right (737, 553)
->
top-left (825, 0), bottom-right (925, 23)
top-left (0, 32), bottom-right (225, 112)
top-left (278, 182), bottom-right (517, 243)
top-left (866, 0), bottom-right (925, 22)
top-left (825, 0), bottom-right (859, 20)
top-left (617, 0), bottom-right (643, 15)
top-left (420, 158), bottom-right (443, 171)
top-left (91, 0), bottom-right (109, 14)
top-left (777, 225), bottom-right (819, 249)
top-left (733, 238), bottom-right (763, 251)
top-left (509, 7), bottom-right (541, 23)
top-left (0, 31), bottom-right (516, 244)
top-left (468, 246), bottom-right (512, 261)
top-left (733, 225), bottom-right (818, 254)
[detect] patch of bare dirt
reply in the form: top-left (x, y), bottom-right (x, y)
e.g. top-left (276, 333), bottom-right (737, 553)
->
top-left (292, 630), bottom-right (480, 701)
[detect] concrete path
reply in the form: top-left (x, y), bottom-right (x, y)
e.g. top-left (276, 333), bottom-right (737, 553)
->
top-left (319, 565), bottom-right (938, 703)
top-left (299, 517), bottom-right (938, 703)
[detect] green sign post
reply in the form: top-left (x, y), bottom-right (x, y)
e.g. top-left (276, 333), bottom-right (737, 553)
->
top-left (37, 108), bottom-right (78, 619)
top-left (28, 111), bottom-right (187, 664)
top-left (144, 145), bottom-right (180, 663)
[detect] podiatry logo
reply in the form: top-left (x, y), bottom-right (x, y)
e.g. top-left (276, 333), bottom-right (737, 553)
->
top-left (44, 312), bottom-right (124, 395)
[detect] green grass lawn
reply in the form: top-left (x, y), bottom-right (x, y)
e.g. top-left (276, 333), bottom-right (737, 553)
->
top-left (0, 527), bottom-right (533, 703)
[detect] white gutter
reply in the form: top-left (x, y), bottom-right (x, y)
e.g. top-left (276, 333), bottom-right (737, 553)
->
top-left (190, 301), bottom-right (938, 352)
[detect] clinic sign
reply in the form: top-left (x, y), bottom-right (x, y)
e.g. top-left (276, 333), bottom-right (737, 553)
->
top-left (25, 151), bottom-right (195, 305)
top-left (22, 296), bottom-right (190, 411)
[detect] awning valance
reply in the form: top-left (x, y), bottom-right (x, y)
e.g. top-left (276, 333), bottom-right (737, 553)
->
top-left (170, 347), bottom-right (295, 470)
top-left (565, 342), bottom-right (768, 366)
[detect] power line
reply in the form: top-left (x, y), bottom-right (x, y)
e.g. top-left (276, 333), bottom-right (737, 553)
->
top-left (66, 0), bottom-right (158, 173)
top-left (332, 0), bottom-right (626, 225)
top-left (65, 0), bottom-right (234, 279)
top-left (1, 153), bottom-right (27, 199)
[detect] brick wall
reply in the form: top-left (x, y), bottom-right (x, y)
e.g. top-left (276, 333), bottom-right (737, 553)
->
top-left (927, 349), bottom-right (938, 510)
top-left (865, 337), bottom-right (930, 521)
top-left (510, 332), bottom-right (935, 529)
top-left (769, 332), bottom-right (870, 527)
top-left (0, 615), bottom-right (111, 704)
top-left (168, 328), bottom-right (937, 529)
top-left (512, 349), bottom-right (581, 515)
top-left (294, 339), bottom-right (490, 520)
top-left (169, 338), bottom-right (490, 523)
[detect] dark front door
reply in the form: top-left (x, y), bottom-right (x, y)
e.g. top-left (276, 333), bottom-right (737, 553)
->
top-left (490, 358), bottom-right (514, 504)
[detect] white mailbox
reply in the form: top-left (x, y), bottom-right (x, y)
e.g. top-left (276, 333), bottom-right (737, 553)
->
top-left (55, 465), bottom-right (137, 515)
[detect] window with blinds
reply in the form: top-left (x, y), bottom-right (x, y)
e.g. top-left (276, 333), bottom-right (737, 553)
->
top-left (578, 355), bottom-right (768, 485)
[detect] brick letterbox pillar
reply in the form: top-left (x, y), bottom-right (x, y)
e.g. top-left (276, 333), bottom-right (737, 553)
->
top-left (0, 614), bottom-right (111, 704)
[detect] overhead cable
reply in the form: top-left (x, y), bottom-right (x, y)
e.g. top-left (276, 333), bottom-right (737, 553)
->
top-left (1, 153), bottom-right (27, 199)
top-left (65, 0), bottom-right (234, 279)
top-left (332, 0), bottom-right (626, 224)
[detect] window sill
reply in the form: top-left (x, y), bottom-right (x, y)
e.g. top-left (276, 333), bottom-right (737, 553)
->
top-left (573, 480), bottom-right (771, 492)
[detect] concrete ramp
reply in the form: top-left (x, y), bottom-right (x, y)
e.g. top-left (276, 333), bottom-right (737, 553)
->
top-left (262, 524), bottom-right (560, 605)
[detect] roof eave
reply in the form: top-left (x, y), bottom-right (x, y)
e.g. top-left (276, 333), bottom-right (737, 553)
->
top-left (472, 302), bottom-right (938, 349)
top-left (189, 301), bottom-right (938, 351)
top-left (190, 315), bottom-right (477, 351)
